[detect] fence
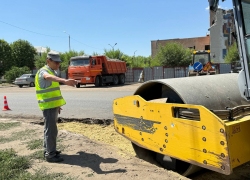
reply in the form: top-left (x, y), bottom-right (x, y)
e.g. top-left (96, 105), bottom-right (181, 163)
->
top-left (126, 63), bottom-right (232, 82)
top-left (32, 63), bottom-right (232, 83)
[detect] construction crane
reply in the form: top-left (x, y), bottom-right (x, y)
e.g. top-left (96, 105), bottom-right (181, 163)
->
top-left (113, 0), bottom-right (250, 177)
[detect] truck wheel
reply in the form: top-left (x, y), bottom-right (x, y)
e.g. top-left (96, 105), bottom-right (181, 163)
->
top-left (95, 76), bottom-right (100, 87)
top-left (76, 83), bottom-right (80, 88)
top-left (18, 85), bottom-right (23, 88)
top-left (113, 75), bottom-right (119, 85)
top-left (118, 74), bottom-right (125, 84)
top-left (99, 77), bottom-right (103, 87)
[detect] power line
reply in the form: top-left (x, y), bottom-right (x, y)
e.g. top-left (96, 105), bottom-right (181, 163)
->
top-left (0, 20), bottom-right (104, 50)
top-left (71, 37), bottom-right (104, 50)
top-left (0, 20), bottom-right (65, 38)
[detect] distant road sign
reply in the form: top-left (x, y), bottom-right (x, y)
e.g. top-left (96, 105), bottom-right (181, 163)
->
top-left (193, 62), bottom-right (203, 71)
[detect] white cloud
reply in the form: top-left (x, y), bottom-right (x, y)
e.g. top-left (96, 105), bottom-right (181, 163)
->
top-left (206, 5), bottom-right (229, 10)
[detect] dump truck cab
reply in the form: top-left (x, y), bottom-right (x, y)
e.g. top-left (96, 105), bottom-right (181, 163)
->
top-left (188, 50), bottom-right (216, 76)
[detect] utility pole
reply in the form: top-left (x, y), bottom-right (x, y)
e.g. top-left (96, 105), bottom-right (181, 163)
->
top-left (63, 31), bottom-right (71, 51)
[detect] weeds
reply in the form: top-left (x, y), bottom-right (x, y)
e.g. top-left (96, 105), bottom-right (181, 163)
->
top-left (0, 129), bottom-right (37, 144)
top-left (26, 139), bottom-right (43, 150)
top-left (0, 149), bottom-right (30, 180)
top-left (28, 150), bottom-right (44, 161)
top-left (0, 149), bottom-right (78, 180)
top-left (0, 122), bottom-right (21, 131)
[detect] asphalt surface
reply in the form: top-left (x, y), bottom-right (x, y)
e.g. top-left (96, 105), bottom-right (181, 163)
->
top-left (0, 84), bottom-right (138, 119)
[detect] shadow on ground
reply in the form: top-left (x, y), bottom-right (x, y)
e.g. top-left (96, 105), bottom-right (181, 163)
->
top-left (61, 151), bottom-right (127, 174)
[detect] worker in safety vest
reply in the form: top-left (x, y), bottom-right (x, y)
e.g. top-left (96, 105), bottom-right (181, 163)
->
top-left (35, 52), bottom-right (78, 162)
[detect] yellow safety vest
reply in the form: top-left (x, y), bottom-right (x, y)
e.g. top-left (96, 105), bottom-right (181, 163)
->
top-left (35, 66), bottom-right (66, 110)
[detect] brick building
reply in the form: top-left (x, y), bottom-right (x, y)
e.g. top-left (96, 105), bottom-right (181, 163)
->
top-left (151, 36), bottom-right (210, 58)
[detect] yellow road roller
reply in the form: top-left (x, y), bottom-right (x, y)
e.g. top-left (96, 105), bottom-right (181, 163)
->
top-left (113, 74), bottom-right (250, 176)
top-left (113, 0), bottom-right (250, 176)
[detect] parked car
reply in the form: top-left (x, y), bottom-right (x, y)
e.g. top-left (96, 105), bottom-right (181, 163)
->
top-left (14, 74), bottom-right (35, 88)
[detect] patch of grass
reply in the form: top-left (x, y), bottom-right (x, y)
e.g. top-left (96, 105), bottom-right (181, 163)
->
top-left (12, 129), bottom-right (36, 140)
top-left (0, 122), bottom-right (21, 131)
top-left (0, 149), bottom-right (78, 180)
top-left (28, 150), bottom-right (44, 161)
top-left (0, 135), bottom-right (11, 143)
top-left (86, 173), bottom-right (94, 177)
top-left (26, 139), bottom-right (43, 150)
top-left (0, 148), bottom-right (30, 180)
top-left (0, 129), bottom-right (37, 144)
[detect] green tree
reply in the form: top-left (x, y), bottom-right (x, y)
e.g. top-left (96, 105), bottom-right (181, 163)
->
top-left (5, 66), bottom-right (31, 83)
top-left (104, 49), bottom-right (123, 59)
top-left (130, 56), bottom-right (158, 68)
top-left (224, 43), bottom-right (239, 63)
top-left (0, 39), bottom-right (12, 76)
top-left (153, 42), bottom-right (192, 67)
top-left (92, 52), bottom-right (100, 56)
top-left (34, 47), bottom-right (51, 69)
top-left (11, 39), bottom-right (37, 69)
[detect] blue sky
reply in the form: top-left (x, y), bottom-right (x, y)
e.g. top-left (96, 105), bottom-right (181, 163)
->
top-left (0, 0), bottom-right (233, 57)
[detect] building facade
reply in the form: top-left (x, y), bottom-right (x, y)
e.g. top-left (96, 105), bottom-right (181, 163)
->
top-left (209, 9), bottom-right (235, 63)
top-left (151, 36), bottom-right (210, 58)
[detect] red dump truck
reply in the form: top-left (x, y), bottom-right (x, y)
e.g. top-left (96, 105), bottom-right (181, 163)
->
top-left (68, 55), bottom-right (127, 88)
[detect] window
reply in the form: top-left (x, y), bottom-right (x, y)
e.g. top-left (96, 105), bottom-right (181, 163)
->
top-left (91, 59), bottom-right (96, 65)
top-left (20, 74), bottom-right (29, 78)
top-left (70, 59), bottom-right (90, 67)
top-left (193, 54), bottom-right (210, 65)
top-left (205, 45), bottom-right (210, 50)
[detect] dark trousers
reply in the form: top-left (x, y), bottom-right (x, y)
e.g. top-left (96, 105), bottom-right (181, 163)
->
top-left (42, 107), bottom-right (59, 158)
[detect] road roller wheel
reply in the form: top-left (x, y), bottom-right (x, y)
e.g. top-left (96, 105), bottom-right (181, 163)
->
top-left (132, 142), bottom-right (160, 166)
top-left (132, 142), bottom-right (200, 176)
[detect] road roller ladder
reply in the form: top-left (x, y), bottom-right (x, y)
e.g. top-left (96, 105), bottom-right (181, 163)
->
top-left (113, 95), bottom-right (250, 176)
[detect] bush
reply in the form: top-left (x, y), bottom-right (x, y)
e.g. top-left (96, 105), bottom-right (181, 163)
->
top-left (224, 43), bottom-right (239, 63)
top-left (153, 42), bottom-right (192, 67)
top-left (5, 66), bottom-right (31, 83)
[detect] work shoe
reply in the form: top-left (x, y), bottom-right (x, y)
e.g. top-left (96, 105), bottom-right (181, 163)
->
top-left (44, 150), bottom-right (61, 157)
top-left (45, 155), bottom-right (64, 163)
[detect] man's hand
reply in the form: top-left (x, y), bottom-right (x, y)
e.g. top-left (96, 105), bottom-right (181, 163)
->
top-left (59, 107), bottom-right (62, 114)
top-left (44, 74), bottom-right (78, 87)
top-left (64, 79), bottom-right (78, 87)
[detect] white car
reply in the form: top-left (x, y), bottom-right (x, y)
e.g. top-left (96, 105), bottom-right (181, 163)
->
top-left (14, 74), bottom-right (35, 88)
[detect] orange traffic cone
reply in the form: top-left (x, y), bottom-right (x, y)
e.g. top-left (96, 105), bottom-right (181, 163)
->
top-left (2, 96), bottom-right (11, 111)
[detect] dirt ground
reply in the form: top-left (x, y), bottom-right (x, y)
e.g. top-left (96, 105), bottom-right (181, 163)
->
top-left (2, 116), bottom-right (250, 180)
top-left (0, 117), bottom-right (187, 180)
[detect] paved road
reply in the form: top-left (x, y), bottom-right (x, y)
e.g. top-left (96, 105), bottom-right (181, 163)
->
top-left (0, 84), bottom-right (139, 119)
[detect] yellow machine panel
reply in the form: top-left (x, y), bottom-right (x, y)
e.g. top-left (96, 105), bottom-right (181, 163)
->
top-left (113, 95), bottom-right (250, 175)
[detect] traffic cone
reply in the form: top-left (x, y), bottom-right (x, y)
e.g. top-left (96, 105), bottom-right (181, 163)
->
top-left (2, 96), bottom-right (11, 111)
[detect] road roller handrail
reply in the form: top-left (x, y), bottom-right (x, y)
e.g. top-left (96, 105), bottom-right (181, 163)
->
top-left (177, 104), bottom-right (250, 121)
